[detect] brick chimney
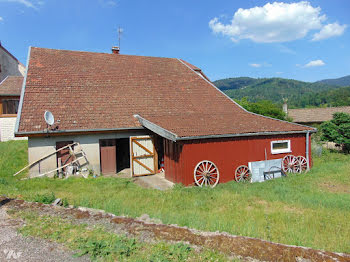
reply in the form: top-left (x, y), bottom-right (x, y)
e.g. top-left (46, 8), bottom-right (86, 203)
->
top-left (112, 46), bottom-right (120, 54)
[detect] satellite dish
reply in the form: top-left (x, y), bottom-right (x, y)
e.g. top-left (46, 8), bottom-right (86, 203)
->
top-left (44, 111), bottom-right (55, 126)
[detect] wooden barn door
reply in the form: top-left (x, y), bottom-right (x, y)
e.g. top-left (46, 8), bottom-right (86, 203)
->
top-left (100, 139), bottom-right (117, 174)
top-left (130, 136), bottom-right (156, 176)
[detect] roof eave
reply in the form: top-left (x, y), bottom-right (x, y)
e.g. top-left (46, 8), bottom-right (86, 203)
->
top-left (0, 94), bottom-right (21, 97)
top-left (134, 114), bottom-right (178, 142)
top-left (15, 126), bottom-right (146, 137)
top-left (176, 129), bottom-right (317, 141)
top-left (14, 46), bottom-right (31, 135)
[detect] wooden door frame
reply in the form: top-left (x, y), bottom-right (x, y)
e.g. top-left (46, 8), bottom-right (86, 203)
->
top-left (130, 136), bottom-right (158, 177)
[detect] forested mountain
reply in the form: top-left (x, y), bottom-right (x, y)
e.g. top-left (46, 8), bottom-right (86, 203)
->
top-left (213, 77), bottom-right (258, 91)
top-left (297, 86), bottom-right (350, 107)
top-left (213, 77), bottom-right (349, 108)
top-left (316, 75), bottom-right (350, 87)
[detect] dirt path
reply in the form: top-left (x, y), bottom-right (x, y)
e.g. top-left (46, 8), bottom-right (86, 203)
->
top-left (0, 201), bottom-right (90, 262)
top-left (1, 197), bottom-right (349, 262)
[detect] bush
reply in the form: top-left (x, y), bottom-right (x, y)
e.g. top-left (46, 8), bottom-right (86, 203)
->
top-left (321, 112), bottom-right (350, 153)
top-left (34, 192), bottom-right (56, 204)
top-left (236, 97), bottom-right (289, 121)
top-left (62, 198), bottom-right (69, 207)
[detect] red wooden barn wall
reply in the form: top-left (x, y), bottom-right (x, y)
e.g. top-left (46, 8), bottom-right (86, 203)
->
top-left (164, 133), bottom-right (312, 186)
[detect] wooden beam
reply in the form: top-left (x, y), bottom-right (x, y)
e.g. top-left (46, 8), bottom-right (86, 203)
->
top-left (13, 142), bottom-right (78, 176)
top-left (133, 158), bottom-right (154, 174)
top-left (133, 139), bottom-right (153, 155)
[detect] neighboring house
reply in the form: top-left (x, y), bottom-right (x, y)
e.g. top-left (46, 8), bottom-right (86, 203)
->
top-left (0, 76), bottom-right (26, 141)
top-left (0, 42), bottom-right (26, 82)
top-left (16, 47), bottom-right (315, 185)
top-left (288, 106), bottom-right (350, 125)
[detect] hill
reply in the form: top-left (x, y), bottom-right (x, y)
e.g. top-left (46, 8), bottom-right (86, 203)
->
top-left (316, 75), bottom-right (350, 87)
top-left (214, 77), bottom-right (338, 107)
top-left (213, 77), bottom-right (258, 91)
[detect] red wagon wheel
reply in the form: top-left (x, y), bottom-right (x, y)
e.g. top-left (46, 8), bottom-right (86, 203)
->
top-left (194, 160), bottom-right (219, 188)
top-left (296, 156), bottom-right (308, 173)
top-left (235, 165), bottom-right (251, 182)
top-left (282, 155), bottom-right (298, 173)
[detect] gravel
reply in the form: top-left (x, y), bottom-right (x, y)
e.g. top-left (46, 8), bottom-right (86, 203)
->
top-left (0, 207), bottom-right (90, 262)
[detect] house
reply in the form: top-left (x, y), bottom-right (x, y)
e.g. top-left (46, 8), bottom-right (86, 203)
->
top-left (288, 106), bottom-right (350, 125)
top-left (16, 47), bottom-right (315, 185)
top-left (0, 76), bottom-right (26, 141)
top-left (0, 42), bottom-right (26, 82)
top-left (0, 43), bottom-right (26, 141)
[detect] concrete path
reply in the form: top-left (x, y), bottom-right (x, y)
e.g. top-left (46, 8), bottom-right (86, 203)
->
top-left (105, 169), bottom-right (174, 190)
top-left (0, 202), bottom-right (89, 262)
top-left (134, 172), bottom-right (174, 190)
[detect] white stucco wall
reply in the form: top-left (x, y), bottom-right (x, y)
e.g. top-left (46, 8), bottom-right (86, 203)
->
top-left (28, 130), bottom-right (148, 177)
top-left (0, 117), bottom-right (27, 142)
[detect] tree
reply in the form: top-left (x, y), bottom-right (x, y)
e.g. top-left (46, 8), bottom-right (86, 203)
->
top-left (235, 97), bottom-right (290, 121)
top-left (321, 112), bottom-right (350, 153)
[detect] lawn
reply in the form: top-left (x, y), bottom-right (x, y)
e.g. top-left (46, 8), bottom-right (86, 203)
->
top-left (1, 140), bottom-right (349, 254)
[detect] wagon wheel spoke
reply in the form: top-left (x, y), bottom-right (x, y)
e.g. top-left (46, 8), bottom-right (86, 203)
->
top-left (208, 167), bottom-right (216, 173)
top-left (198, 164), bottom-right (205, 173)
top-left (206, 163), bottom-right (213, 172)
top-left (197, 176), bottom-right (204, 183)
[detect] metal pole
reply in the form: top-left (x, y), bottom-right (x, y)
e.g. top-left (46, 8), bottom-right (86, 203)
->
top-left (306, 131), bottom-right (310, 170)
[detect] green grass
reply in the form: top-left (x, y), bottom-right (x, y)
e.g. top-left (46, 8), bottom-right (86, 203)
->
top-left (14, 211), bottom-right (228, 261)
top-left (1, 140), bottom-right (350, 253)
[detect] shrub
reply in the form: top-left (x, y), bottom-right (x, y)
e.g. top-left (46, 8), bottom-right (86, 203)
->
top-left (321, 112), bottom-right (350, 153)
top-left (62, 198), bottom-right (69, 207)
top-left (34, 192), bottom-right (56, 204)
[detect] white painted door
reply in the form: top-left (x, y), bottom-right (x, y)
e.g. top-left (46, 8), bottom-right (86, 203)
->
top-left (130, 136), bottom-right (156, 176)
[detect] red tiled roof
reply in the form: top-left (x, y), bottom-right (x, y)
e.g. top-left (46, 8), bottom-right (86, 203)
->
top-left (289, 107), bottom-right (350, 123)
top-left (0, 76), bottom-right (23, 96)
top-left (18, 47), bottom-right (314, 137)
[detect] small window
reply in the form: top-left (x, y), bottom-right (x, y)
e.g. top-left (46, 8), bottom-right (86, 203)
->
top-left (271, 140), bottom-right (291, 154)
top-left (2, 99), bottom-right (19, 115)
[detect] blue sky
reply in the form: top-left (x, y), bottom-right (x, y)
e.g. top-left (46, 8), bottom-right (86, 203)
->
top-left (0, 0), bottom-right (349, 82)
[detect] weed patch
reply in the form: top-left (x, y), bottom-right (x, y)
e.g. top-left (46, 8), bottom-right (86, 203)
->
top-left (15, 211), bottom-right (228, 261)
top-left (33, 192), bottom-right (56, 204)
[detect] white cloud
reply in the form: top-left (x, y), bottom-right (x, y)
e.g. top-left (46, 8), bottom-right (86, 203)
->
top-left (98, 0), bottom-right (117, 7)
top-left (250, 62), bottom-right (272, 68)
top-left (106, 1), bottom-right (117, 6)
top-left (0, 17), bottom-right (3, 22)
top-left (249, 63), bottom-right (261, 68)
top-left (312, 22), bottom-right (347, 41)
top-left (277, 44), bottom-right (296, 55)
top-left (209, 1), bottom-right (345, 43)
top-left (304, 59), bottom-right (325, 68)
top-left (0, 0), bottom-right (39, 9)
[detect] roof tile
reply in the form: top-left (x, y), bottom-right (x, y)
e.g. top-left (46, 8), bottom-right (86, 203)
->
top-left (289, 107), bottom-right (350, 123)
top-left (0, 76), bottom-right (23, 96)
